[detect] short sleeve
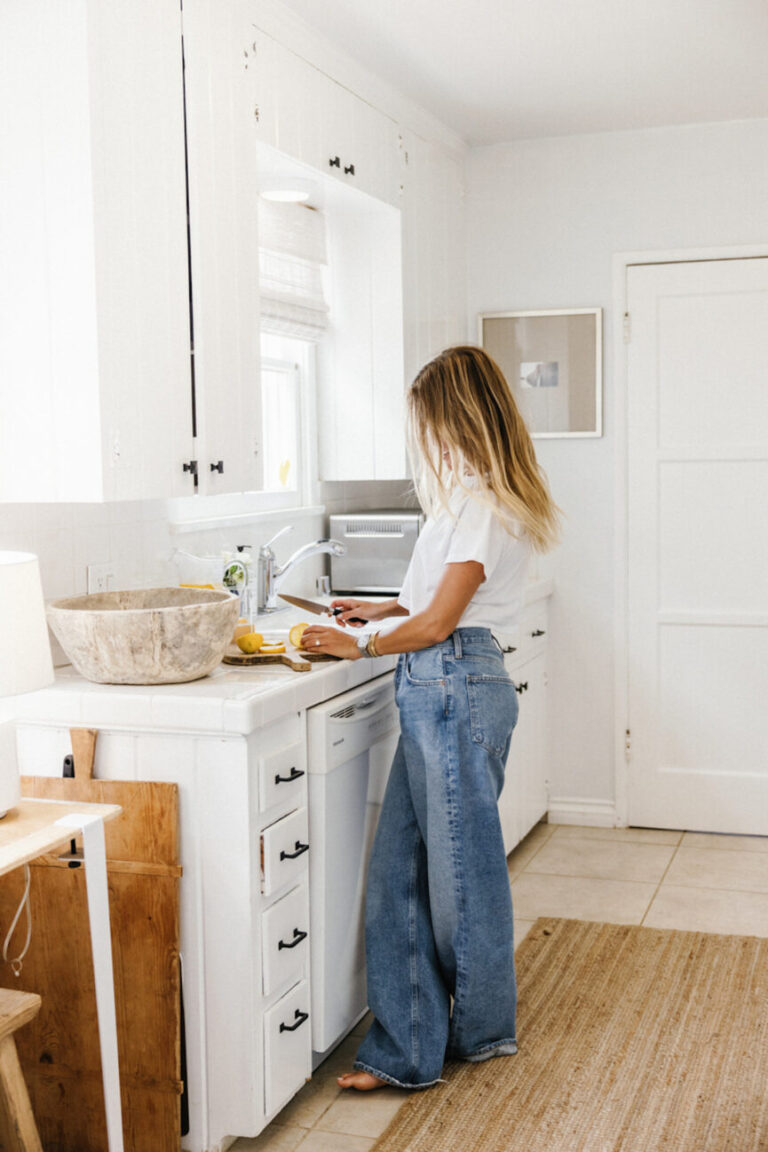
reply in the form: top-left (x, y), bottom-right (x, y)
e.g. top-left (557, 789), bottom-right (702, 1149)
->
top-left (444, 495), bottom-right (505, 582)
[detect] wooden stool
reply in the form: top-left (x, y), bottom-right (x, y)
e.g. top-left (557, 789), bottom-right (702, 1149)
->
top-left (0, 989), bottom-right (43, 1152)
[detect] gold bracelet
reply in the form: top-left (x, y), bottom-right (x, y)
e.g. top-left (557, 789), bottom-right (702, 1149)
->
top-left (366, 632), bottom-right (381, 657)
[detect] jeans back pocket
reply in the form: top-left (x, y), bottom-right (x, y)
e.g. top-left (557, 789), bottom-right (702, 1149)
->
top-left (466, 674), bottom-right (519, 756)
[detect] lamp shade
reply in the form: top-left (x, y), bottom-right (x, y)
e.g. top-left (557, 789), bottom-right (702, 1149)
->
top-left (0, 551), bottom-right (54, 698)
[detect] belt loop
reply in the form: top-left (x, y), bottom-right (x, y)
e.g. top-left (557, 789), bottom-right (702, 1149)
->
top-left (452, 630), bottom-right (462, 658)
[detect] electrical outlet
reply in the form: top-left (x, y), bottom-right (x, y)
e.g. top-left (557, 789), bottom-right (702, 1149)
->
top-left (87, 563), bottom-right (115, 594)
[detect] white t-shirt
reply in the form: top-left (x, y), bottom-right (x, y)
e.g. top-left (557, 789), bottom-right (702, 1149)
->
top-left (398, 484), bottom-right (532, 632)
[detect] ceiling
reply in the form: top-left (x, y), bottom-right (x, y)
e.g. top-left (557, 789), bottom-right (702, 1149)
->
top-left (276, 0), bottom-right (768, 145)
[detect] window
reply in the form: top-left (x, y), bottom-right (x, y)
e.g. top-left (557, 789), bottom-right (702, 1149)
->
top-left (258, 333), bottom-right (317, 510)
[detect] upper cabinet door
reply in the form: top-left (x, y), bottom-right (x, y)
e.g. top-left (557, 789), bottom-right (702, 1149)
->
top-left (399, 129), bottom-right (467, 387)
top-left (247, 30), bottom-right (401, 207)
top-left (182, 0), bottom-right (263, 497)
top-left (0, 0), bottom-right (193, 502)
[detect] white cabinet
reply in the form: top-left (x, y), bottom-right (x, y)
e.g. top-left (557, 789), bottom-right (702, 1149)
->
top-left (400, 128), bottom-right (467, 387)
top-left (247, 28), bottom-right (401, 207)
top-left (499, 599), bottom-right (550, 854)
top-left (182, 0), bottom-right (263, 496)
top-left (0, 0), bottom-right (193, 502)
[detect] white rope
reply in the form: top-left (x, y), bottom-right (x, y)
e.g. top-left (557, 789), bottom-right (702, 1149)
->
top-left (2, 863), bottom-right (32, 976)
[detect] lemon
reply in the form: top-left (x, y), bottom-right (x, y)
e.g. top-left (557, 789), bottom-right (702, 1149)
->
top-left (260, 641), bottom-right (286, 654)
top-left (236, 632), bottom-right (264, 654)
top-left (288, 623), bottom-right (308, 649)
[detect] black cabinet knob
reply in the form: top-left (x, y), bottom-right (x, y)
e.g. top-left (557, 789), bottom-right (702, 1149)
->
top-left (210, 461), bottom-right (224, 474)
top-left (515, 681), bottom-right (529, 694)
top-left (182, 460), bottom-right (198, 475)
top-left (531, 629), bottom-right (546, 638)
top-left (344, 162), bottom-right (355, 175)
top-left (329, 156), bottom-right (341, 168)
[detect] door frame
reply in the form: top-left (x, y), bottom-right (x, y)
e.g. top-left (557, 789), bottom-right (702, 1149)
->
top-left (611, 242), bottom-right (768, 828)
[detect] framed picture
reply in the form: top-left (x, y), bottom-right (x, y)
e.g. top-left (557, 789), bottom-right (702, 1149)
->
top-left (479, 308), bottom-right (602, 438)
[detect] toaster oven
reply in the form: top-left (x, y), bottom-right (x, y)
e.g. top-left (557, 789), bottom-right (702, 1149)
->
top-left (329, 510), bottom-right (424, 594)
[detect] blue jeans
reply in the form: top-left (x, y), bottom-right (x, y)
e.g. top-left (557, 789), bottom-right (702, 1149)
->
top-left (354, 628), bottom-right (519, 1088)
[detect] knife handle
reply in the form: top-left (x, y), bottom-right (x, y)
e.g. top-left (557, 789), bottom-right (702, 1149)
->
top-left (330, 608), bottom-right (367, 625)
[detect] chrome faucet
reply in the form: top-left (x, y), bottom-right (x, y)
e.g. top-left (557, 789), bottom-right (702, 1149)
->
top-left (256, 526), bottom-right (346, 612)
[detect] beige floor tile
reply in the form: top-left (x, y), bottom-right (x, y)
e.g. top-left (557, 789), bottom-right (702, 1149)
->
top-left (296, 1131), bottom-right (377, 1152)
top-left (551, 824), bottom-right (682, 846)
top-left (506, 821), bottom-right (556, 871)
top-left (314, 1087), bottom-right (406, 1138)
top-left (643, 884), bottom-right (768, 937)
top-left (230, 1123), bottom-right (309, 1151)
top-left (515, 918), bottom-right (537, 945)
top-left (665, 846), bottom-right (768, 893)
top-left (524, 836), bottom-right (675, 884)
top-left (681, 831), bottom-right (768, 853)
top-left (273, 1073), bottom-right (341, 1129)
top-left (511, 872), bottom-right (655, 925)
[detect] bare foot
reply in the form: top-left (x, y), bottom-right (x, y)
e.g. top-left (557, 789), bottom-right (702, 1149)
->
top-left (337, 1070), bottom-right (388, 1091)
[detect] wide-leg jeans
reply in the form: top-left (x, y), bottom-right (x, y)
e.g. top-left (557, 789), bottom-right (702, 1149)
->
top-left (354, 627), bottom-right (520, 1088)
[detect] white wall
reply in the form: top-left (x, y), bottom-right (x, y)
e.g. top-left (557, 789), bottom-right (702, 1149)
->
top-left (466, 117), bottom-right (768, 817)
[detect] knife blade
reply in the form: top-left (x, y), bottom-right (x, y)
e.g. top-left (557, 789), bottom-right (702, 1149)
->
top-left (278, 593), bottom-right (366, 624)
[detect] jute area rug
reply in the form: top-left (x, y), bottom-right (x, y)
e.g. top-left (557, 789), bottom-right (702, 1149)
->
top-left (371, 917), bottom-right (768, 1152)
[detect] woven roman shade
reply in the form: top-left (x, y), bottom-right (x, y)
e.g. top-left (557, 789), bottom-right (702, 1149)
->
top-left (259, 200), bottom-right (329, 341)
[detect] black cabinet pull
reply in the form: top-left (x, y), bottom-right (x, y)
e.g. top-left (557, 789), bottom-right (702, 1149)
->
top-left (182, 460), bottom-right (198, 475)
top-left (280, 840), bottom-right (309, 860)
top-left (344, 162), bottom-right (355, 175)
top-left (279, 1008), bottom-right (309, 1033)
top-left (531, 629), bottom-right (546, 637)
top-left (275, 766), bottom-right (305, 785)
top-left (501, 645), bottom-right (517, 654)
top-left (278, 927), bottom-right (308, 951)
top-left (329, 155), bottom-right (341, 168)
top-left (210, 460), bottom-right (224, 473)
top-left (515, 681), bottom-right (529, 694)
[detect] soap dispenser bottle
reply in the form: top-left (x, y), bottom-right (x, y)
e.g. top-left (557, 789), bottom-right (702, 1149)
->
top-left (236, 544), bottom-right (253, 624)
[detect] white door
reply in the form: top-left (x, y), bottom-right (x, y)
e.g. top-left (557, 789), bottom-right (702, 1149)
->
top-left (626, 257), bottom-right (768, 834)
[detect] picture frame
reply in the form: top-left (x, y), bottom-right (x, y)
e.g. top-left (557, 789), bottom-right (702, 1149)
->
top-left (479, 308), bottom-right (603, 438)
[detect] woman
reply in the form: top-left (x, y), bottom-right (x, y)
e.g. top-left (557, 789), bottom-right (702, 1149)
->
top-left (303, 345), bottom-right (560, 1091)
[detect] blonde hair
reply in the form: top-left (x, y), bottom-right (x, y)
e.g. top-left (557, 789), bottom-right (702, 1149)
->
top-left (407, 345), bottom-right (561, 553)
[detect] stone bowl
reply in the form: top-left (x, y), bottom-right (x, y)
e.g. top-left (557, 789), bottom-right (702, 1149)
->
top-left (46, 588), bottom-right (241, 685)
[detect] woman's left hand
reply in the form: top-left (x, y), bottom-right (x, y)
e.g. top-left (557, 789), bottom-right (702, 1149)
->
top-left (302, 624), bottom-right (362, 660)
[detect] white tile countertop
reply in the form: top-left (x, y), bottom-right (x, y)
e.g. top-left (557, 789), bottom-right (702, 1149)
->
top-left (14, 579), bottom-right (553, 737)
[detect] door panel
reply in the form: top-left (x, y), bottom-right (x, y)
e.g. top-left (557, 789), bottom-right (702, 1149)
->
top-left (626, 257), bottom-right (768, 834)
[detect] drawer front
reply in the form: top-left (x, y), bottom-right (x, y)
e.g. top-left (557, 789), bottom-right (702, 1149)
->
top-left (259, 741), bottom-right (307, 813)
top-left (261, 807), bottom-right (310, 896)
top-left (262, 883), bottom-right (309, 997)
top-left (264, 980), bottom-right (311, 1117)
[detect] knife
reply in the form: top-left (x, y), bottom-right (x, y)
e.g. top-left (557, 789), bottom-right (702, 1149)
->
top-left (278, 593), bottom-right (367, 624)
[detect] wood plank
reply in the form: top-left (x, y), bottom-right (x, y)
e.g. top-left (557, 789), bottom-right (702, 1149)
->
top-left (0, 776), bottom-right (181, 1152)
top-left (20, 780), bottom-right (178, 866)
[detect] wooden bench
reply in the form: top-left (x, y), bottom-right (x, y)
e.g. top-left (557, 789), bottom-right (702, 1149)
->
top-left (0, 988), bottom-right (43, 1152)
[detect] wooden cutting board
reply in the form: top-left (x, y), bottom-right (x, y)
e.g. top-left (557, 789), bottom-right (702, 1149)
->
top-left (0, 729), bottom-right (181, 1152)
top-left (222, 648), bottom-right (339, 671)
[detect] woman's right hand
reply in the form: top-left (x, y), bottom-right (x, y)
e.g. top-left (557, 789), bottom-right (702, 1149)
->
top-left (331, 598), bottom-right (380, 626)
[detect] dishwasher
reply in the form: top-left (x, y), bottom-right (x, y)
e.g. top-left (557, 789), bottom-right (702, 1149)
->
top-left (306, 671), bottom-right (400, 1066)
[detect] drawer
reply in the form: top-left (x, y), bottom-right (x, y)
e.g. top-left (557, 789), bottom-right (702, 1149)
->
top-left (258, 741), bottom-right (307, 813)
top-left (264, 979), bottom-right (311, 1117)
top-left (262, 883), bottom-right (309, 997)
top-left (261, 807), bottom-right (309, 897)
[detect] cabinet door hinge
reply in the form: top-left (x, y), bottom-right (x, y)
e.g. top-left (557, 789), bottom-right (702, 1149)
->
top-left (623, 312), bottom-right (631, 344)
top-left (624, 728), bottom-right (632, 761)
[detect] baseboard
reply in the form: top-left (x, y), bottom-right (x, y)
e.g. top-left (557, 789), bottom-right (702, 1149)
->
top-left (547, 797), bottom-right (621, 828)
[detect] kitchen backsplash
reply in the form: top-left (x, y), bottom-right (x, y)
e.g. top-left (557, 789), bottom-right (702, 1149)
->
top-left (0, 480), bottom-right (415, 665)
